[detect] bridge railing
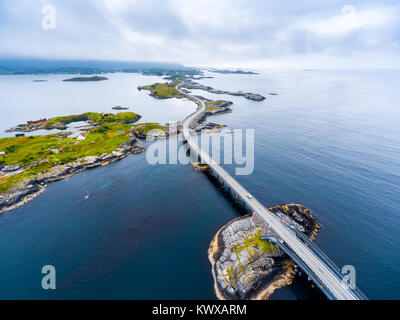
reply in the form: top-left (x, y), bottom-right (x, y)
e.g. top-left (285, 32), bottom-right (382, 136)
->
top-left (261, 235), bottom-right (337, 300)
top-left (288, 224), bottom-right (368, 300)
top-left (181, 87), bottom-right (367, 300)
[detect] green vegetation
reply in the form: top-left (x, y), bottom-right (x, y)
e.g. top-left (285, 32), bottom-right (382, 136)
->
top-left (233, 230), bottom-right (277, 256)
top-left (112, 106), bottom-right (129, 110)
top-left (43, 112), bottom-right (141, 129)
top-left (0, 117), bottom-right (139, 193)
top-left (206, 106), bottom-right (221, 111)
top-left (142, 82), bottom-right (182, 99)
top-left (86, 112), bottom-right (140, 124)
top-left (223, 230), bottom-right (277, 283)
top-left (205, 100), bottom-right (231, 112)
top-left (207, 100), bottom-right (227, 105)
top-left (132, 123), bottom-right (166, 136)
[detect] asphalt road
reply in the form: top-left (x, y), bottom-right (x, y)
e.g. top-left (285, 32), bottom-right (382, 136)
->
top-left (178, 84), bottom-right (360, 300)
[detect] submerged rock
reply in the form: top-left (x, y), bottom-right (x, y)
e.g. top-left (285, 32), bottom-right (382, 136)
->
top-left (208, 204), bottom-right (320, 300)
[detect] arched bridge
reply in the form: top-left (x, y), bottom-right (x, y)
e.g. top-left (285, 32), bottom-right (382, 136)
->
top-left (178, 83), bottom-right (366, 300)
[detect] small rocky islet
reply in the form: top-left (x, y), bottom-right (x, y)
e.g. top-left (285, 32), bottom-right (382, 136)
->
top-left (63, 76), bottom-right (109, 82)
top-left (208, 204), bottom-right (321, 300)
top-left (180, 79), bottom-right (265, 101)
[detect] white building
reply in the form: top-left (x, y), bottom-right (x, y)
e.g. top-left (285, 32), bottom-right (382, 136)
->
top-left (77, 134), bottom-right (86, 141)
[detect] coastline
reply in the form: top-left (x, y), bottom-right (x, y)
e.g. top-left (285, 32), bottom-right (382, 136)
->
top-left (0, 75), bottom-right (265, 218)
top-left (208, 205), bottom-right (320, 300)
top-left (0, 140), bottom-right (145, 215)
top-left (208, 214), bottom-right (295, 300)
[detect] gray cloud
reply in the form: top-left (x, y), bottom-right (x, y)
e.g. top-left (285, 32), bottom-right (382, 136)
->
top-left (0, 0), bottom-right (399, 67)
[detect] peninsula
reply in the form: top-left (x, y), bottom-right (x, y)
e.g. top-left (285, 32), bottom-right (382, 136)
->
top-left (208, 69), bottom-right (259, 75)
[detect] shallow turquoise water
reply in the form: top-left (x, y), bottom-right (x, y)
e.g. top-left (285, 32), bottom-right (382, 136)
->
top-left (0, 70), bottom-right (399, 299)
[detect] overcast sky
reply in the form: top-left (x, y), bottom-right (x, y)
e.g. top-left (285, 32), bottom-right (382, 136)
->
top-left (1, 0), bottom-right (399, 68)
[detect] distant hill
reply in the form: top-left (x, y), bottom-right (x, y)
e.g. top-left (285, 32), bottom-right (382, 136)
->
top-left (0, 58), bottom-right (193, 75)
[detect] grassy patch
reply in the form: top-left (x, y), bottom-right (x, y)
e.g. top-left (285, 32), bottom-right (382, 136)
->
top-left (206, 100), bottom-right (226, 105)
top-left (132, 123), bottom-right (166, 135)
top-left (142, 82), bottom-right (182, 99)
top-left (233, 230), bottom-right (276, 255)
top-left (206, 106), bottom-right (221, 111)
top-left (44, 112), bottom-right (140, 128)
top-left (0, 123), bottom-right (134, 193)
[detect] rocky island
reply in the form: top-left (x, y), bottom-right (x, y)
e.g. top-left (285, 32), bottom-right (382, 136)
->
top-left (138, 81), bottom-right (182, 99)
top-left (112, 106), bottom-right (130, 110)
top-left (63, 76), bottom-right (109, 82)
top-left (0, 112), bottom-right (162, 214)
top-left (208, 204), bottom-right (320, 300)
top-left (208, 69), bottom-right (259, 75)
top-left (6, 112), bottom-right (141, 133)
top-left (137, 75), bottom-right (266, 138)
top-left (180, 79), bottom-right (265, 101)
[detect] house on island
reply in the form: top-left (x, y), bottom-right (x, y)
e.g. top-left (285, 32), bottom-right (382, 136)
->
top-left (27, 118), bottom-right (46, 125)
top-left (77, 133), bottom-right (87, 141)
top-left (102, 112), bottom-right (110, 116)
top-left (0, 151), bottom-right (5, 156)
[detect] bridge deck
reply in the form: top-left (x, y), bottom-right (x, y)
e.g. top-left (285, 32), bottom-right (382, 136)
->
top-left (178, 83), bottom-right (364, 300)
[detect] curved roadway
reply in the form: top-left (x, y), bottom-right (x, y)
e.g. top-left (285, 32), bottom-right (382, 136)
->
top-left (178, 83), bottom-right (362, 300)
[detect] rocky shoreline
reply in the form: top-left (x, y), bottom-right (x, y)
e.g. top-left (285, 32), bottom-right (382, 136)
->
top-left (0, 138), bottom-right (146, 215)
top-left (208, 204), bottom-right (320, 300)
top-left (6, 122), bottom-right (70, 132)
top-left (6, 112), bottom-right (141, 133)
top-left (181, 79), bottom-right (265, 101)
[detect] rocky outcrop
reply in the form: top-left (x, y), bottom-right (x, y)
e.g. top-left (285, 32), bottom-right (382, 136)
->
top-left (205, 100), bottom-right (233, 116)
top-left (208, 69), bottom-right (258, 75)
top-left (208, 204), bottom-right (320, 300)
top-left (0, 141), bottom-right (146, 215)
top-left (181, 80), bottom-right (265, 101)
top-left (6, 113), bottom-right (141, 133)
top-left (6, 122), bottom-right (67, 132)
top-left (0, 165), bottom-right (23, 175)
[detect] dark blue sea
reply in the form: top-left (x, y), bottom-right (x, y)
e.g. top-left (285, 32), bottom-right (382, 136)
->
top-left (0, 69), bottom-right (399, 299)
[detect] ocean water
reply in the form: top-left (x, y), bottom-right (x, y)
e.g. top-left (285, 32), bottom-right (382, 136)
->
top-left (0, 69), bottom-right (399, 299)
top-left (0, 73), bottom-right (195, 138)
